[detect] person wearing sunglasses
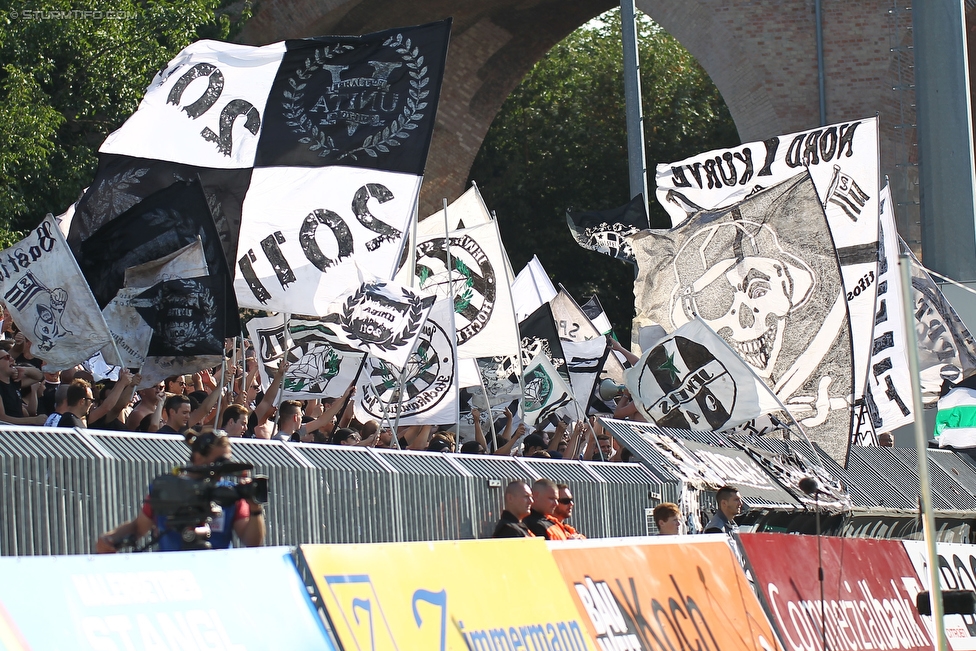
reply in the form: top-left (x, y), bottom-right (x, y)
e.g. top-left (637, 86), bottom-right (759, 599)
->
top-left (551, 483), bottom-right (586, 539)
top-left (0, 348), bottom-right (44, 425)
top-left (96, 428), bottom-right (265, 552)
top-left (54, 379), bottom-right (94, 428)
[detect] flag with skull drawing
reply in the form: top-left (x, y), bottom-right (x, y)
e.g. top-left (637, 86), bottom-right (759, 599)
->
top-left (655, 117), bottom-right (880, 444)
top-left (630, 171), bottom-right (854, 461)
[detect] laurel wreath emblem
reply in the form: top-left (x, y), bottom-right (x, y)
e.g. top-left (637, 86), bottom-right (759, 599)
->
top-left (281, 33), bottom-right (430, 160)
top-left (159, 279), bottom-right (218, 350)
top-left (338, 285), bottom-right (427, 353)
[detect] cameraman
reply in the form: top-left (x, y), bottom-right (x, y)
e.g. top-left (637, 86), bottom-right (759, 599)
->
top-left (96, 428), bottom-right (265, 552)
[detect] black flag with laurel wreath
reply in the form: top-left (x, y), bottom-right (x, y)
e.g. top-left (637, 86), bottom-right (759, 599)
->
top-left (134, 276), bottom-right (226, 357)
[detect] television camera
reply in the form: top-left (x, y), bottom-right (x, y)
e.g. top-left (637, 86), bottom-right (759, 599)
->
top-left (143, 459), bottom-right (268, 551)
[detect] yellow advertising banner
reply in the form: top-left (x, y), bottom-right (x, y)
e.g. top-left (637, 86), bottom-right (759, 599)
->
top-left (300, 539), bottom-right (595, 651)
top-left (550, 537), bottom-right (783, 651)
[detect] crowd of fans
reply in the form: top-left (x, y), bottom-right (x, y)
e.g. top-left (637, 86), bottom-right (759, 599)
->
top-left (0, 318), bottom-right (634, 462)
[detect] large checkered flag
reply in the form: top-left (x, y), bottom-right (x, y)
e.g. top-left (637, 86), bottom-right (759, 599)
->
top-left (625, 319), bottom-right (773, 431)
top-left (77, 21), bottom-right (452, 317)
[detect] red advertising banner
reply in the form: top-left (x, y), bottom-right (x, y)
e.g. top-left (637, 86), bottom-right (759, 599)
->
top-left (550, 537), bottom-right (783, 651)
top-left (740, 533), bottom-right (932, 651)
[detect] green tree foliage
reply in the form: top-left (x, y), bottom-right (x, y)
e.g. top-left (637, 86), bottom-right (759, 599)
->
top-left (468, 10), bottom-right (739, 342)
top-left (0, 0), bottom-right (249, 243)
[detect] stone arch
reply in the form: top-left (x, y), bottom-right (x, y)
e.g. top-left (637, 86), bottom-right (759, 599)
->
top-left (240, 1), bottom-right (908, 224)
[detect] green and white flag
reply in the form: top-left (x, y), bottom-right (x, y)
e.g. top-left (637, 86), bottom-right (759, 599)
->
top-left (935, 385), bottom-right (976, 449)
top-left (245, 313), bottom-right (364, 400)
top-left (398, 220), bottom-right (519, 359)
top-left (521, 351), bottom-right (576, 427)
top-left (354, 297), bottom-right (459, 426)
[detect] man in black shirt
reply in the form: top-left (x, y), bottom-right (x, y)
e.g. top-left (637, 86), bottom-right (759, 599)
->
top-left (157, 394), bottom-right (191, 434)
top-left (56, 380), bottom-right (94, 429)
top-left (491, 480), bottom-right (534, 538)
top-left (523, 478), bottom-right (565, 540)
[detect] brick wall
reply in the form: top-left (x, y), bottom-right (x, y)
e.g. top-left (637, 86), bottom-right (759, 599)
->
top-left (240, 0), bottom-right (924, 239)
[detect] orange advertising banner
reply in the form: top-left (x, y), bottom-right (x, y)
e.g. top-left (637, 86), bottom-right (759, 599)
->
top-left (550, 537), bottom-right (783, 651)
top-left (300, 539), bottom-right (595, 651)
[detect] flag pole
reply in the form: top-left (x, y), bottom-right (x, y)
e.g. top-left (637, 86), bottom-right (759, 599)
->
top-left (271, 313), bottom-right (290, 438)
top-left (381, 200), bottom-right (423, 449)
top-left (215, 341), bottom-right (232, 427)
top-left (475, 369), bottom-right (498, 453)
top-left (331, 353), bottom-right (368, 440)
top-left (493, 218), bottom-right (528, 422)
top-left (442, 197), bottom-right (461, 432)
top-left (900, 253), bottom-right (948, 651)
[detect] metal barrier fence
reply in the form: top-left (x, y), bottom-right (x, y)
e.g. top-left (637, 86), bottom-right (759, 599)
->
top-left (0, 427), bottom-right (666, 556)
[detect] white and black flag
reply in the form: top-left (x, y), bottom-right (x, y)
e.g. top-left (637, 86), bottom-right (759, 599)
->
top-left (565, 194), bottom-right (663, 264)
top-left (101, 240), bottom-right (210, 371)
top-left (322, 280), bottom-right (435, 369)
top-left (905, 242), bottom-right (976, 404)
top-left (631, 172), bottom-right (854, 460)
top-left (71, 178), bottom-right (240, 337)
top-left (519, 302), bottom-right (570, 384)
top-left (83, 22), bottom-right (452, 317)
top-left (860, 185), bottom-right (913, 442)
top-left (134, 276), bottom-right (225, 357)
top-left (656, 117), bottom-right (879, 425)
top-left (624, 319), bottom-right (770, 431)
top-left (0, 217), bottom-right (118, 370)
top-left (354, 297), bottom-right (458, 425)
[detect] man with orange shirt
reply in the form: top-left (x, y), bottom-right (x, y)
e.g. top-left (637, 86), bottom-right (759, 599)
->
top-left (551, 483), bottom-right (585, 539)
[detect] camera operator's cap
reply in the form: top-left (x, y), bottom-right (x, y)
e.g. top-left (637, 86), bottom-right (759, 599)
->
top-left (188, 429), bottom-right (229, 455)
top-left (523, 434), bottom-right (546, 450)
top-left (427, 438), bottom-right (452, 452)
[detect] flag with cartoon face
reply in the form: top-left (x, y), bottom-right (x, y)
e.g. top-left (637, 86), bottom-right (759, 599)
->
top-left (632, 172), bottom-right (854, 460)
top-left (656, 117), bottom-right (879, 447)
top-left (0, 217), bottom-right (118, 370)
